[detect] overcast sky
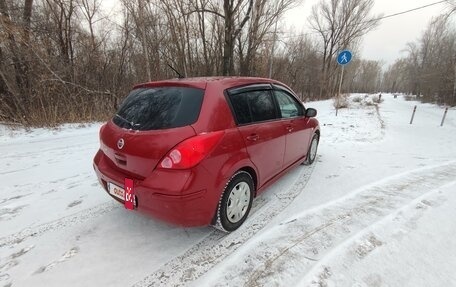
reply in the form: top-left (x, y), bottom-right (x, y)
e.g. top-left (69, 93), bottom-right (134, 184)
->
top-left (285, 0), bottom-right (449, 67)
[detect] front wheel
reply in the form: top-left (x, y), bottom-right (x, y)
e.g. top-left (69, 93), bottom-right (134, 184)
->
top-left (214, 171), bottom-right (254, 232)
top-left (304, 133), bottom-right (319, 165)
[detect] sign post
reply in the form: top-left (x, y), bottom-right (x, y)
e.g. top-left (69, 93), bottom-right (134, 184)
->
top-left (336, 50), bottom-right (352, 116)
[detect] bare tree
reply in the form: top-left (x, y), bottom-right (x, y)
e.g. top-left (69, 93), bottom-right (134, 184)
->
top-left (383, 16), bottom-right (456, 106)
top-left (237, 0), bottom-right (298, 75)
top-left (222, 0), bottom-right (253, 75)
top-left (345, 59), bottom-right (382, 93)
top-left (79, 0), bottom-right (100, 50)
top-left (272, 34), bottom-right (321, 100)
top-left (309, 0), bottom-right (379, 99)
top-left (1, 0), bottom-right (413, 127)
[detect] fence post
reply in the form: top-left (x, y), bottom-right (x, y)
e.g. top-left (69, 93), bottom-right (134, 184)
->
top-left (441, 107), bottom-right (448, 127)
top-left (410, 105), bottom-right (417, 124)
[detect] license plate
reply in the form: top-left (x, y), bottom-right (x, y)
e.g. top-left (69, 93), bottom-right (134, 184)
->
top-left (108, 182), bottom-right (125, 201)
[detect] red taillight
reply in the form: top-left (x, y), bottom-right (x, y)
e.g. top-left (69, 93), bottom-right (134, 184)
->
top-left (158, 131), bottom-right (224, 169)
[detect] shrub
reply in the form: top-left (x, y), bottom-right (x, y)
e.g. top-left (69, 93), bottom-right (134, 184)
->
top-left (333, 94), bottom-right (349, 109)
top-left (352, 96), bottom-right (362, 103)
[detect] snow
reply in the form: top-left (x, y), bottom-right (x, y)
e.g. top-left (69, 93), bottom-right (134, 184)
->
top-left (1, 94), bottom-right (455, 287)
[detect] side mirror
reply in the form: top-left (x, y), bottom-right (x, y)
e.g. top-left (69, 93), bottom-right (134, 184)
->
top-left (305, 108), bottom-right (317, 118)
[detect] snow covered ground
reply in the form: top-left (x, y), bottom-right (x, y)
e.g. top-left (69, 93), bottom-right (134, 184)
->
top-left (0, 94), bottom-right (455, 287)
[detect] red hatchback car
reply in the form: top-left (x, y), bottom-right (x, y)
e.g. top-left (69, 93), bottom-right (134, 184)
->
top-left (93, 77), bottom-right (320, 232)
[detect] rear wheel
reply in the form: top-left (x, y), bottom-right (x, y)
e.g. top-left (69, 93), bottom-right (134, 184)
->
top-left (214, 171), bottom-right (254, 232)
top-left (304, 133), bottom-right (319, 165)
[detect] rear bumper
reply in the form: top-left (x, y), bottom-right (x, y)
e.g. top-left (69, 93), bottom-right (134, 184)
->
top-left (93, 150), bottom-right (219, 227)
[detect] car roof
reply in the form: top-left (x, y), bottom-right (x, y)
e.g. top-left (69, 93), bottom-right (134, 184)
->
top-left (132, 76), bottom-right (285, 90)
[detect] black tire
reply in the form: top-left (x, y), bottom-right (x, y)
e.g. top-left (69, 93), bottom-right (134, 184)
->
top-left (304, 133), bottom-right (319, 165)
top-left (214, 171), bottom-right (254, 232)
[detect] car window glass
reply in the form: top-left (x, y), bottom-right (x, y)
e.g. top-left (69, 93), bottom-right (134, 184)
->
top-left (113, 87), bottom-right (204, 130)
top-left (273, 90), bottom-right (303, 118)
top-left (229, 90), bottom-right (277, 124)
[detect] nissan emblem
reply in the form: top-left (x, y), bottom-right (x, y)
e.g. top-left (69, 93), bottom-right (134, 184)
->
top-left (117, 138), bottom-right (125, 149)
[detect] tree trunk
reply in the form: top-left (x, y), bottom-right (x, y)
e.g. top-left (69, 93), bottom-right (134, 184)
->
top-left (22, 0), bottom-right (33, 92)
top-left (138, 0), bottom-right (152, 81)
top-left (223, 0), bottom-right (234, 75)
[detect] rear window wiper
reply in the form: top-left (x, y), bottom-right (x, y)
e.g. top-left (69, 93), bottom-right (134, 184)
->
top-left (115, 114), bottom-right (141, 129)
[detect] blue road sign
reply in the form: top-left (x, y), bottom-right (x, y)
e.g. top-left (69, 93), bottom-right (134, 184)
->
top-left (337, 50), bottom-right (352, 65)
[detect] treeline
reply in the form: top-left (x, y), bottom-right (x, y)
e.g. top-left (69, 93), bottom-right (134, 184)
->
top-left (0, 0), bottom-right (412, 127)
top-left (383, 15), bottom-right (456, 106)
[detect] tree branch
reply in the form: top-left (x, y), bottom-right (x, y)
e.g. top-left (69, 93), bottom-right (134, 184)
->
top-left (233, 0), bottom-right (253, 38)
top-left (185, 9), bottom-right (225, 19)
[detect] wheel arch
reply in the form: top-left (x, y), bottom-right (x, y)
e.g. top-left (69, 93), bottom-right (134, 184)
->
top-left (238, 166), bottom-right (258, 196)
top-left (210, 162), bottom-right (258, 226)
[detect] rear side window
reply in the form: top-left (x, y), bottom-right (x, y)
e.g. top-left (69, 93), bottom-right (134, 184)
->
top-left (229, 90), bottom-right (277, 125)
top-left (113, 87), bottom-right (204, 130)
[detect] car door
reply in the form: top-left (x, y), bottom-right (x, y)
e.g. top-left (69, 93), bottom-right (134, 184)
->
top-left (272, 87), bottom-right (312, 168)
top-left (227, 86), bottom-right (286, 188)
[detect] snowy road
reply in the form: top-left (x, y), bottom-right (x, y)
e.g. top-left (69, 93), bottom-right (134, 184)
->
top-left (1, 94), bottom-right (455, 286)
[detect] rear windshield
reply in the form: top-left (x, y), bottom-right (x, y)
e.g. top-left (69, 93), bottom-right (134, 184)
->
top-left (113, 87), bottom-right (204, 130)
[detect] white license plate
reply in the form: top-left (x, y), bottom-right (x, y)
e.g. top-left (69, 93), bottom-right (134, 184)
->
top-left (108, 182), bottom-right (125, 201)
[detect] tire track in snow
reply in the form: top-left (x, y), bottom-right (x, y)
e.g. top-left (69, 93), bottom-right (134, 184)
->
top-left (0, 201), bottom-right (118, 248)
top-left (132, 162), bottom-right (317, 287)
top-left (194, 161), bottom-right (456, 287)
top-left (299, 180), bottom-right (456, 287)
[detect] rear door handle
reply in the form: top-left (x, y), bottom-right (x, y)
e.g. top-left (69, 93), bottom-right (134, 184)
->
top-left (246, 134), bottom-right (259, 141)
top-left (286, 125), bottom-right (294, 132)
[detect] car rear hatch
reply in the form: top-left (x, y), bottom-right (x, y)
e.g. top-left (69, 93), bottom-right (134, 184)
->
top-left (99, 84), bottom-right (205, 178)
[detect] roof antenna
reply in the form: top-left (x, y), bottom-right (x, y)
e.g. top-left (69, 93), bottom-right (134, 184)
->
top-left (167, 64), bottom-right (184, 79)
